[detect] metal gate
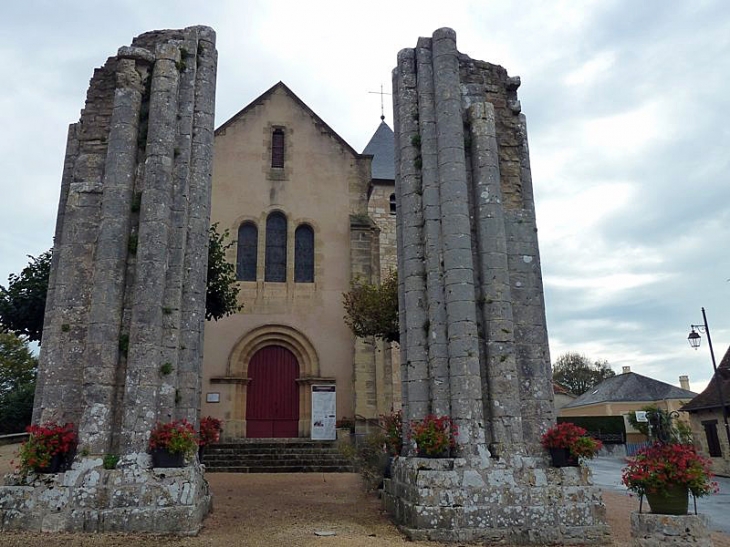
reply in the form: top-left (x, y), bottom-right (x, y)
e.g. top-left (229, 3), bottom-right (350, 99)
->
top-left (246, 345), bottom-right (300, 438)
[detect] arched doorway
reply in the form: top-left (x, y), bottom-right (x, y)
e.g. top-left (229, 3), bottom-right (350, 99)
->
top-left (246, 345), bottom-right (300, 438)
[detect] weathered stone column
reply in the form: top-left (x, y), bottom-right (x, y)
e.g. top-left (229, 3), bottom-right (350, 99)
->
top-left (394, 47), bottom-right (429, 428)
top-left (177, 26), bottom-right (218, 423)
top-left (415, 39), bottom-right (450, 420)
top-left (383, 28), bottom-right (610, 545)
top-left (1, 26), bottom-right (216, 535)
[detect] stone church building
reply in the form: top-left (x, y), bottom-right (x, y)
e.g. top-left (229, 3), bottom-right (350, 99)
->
top-left (200, 82), bottom-right (399, 439)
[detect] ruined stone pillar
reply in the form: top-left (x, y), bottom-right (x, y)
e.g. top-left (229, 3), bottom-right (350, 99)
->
top-left (1, 26), bottom-right (216, 535)
top-left (383, 28), bottom-right (610, 545)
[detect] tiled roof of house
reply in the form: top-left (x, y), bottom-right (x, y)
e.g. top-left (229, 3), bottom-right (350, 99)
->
top-left (681, 346), bottom-right (730, 412)
top-left (562, 371), bottom-right (697, 409)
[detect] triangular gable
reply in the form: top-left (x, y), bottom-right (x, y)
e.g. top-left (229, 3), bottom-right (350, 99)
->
top-left (215, 81), bottom-right (362, 159)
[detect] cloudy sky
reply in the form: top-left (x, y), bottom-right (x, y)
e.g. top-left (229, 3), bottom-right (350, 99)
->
top-left (1, 1), bottom-right (728, 394)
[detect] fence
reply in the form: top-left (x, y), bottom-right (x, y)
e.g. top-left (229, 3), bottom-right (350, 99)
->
top-left (625, 441), bottom-right (651, 457)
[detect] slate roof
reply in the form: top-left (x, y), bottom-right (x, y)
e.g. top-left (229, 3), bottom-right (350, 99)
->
top-left (562, 371), bottom-right (697, 409)
top-left (362, 121), bottom-right (394, 181)
top-left (681, 346), bottom-right (730, 412)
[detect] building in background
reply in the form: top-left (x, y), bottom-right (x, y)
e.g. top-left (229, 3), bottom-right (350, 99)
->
top-left (681, 346), bottom-right (730, 476)
top-left (201, 83), bottom-right (399, 439)
top-left (559, 366), bottom-right (696, 445)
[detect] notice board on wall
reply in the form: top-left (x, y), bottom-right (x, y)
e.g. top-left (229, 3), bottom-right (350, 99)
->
top-left (311, 385), bottom-right (336, 440)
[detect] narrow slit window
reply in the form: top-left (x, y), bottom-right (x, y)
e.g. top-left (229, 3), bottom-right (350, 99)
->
top-left (294, 225), bottom-right (314, 283)
top-left (271, 128), bottom-right (285, 168)
top-left (236, 222), bottom-right (257, 281)
top-left (389, 193), bottom-right (396, 214)
top-left (265, 212), bottom-right (287, 282)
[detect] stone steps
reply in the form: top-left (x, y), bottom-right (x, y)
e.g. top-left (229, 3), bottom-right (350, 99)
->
top-left (202, 440), bottom-right (354, 473)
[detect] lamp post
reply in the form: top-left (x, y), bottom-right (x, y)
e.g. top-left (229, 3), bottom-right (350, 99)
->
top-left (688, 307), bottom-right (730, 444)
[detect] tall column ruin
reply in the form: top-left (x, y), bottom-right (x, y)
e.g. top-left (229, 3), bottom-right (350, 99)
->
top-left (1, 26), bottom-right (216, 534)
top-left (383, 28), bottom-right (610, 544)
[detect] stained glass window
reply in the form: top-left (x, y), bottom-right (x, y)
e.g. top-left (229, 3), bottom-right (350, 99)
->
top-left (265, 212), bottom-right (287, 282)
top-left (294, 225), bottom-right (314, 283)
top-left (236, 222), bottom-right (257, 281)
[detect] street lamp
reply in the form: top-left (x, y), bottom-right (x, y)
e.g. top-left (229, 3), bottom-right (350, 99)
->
top-left (688, 307), bottom-right (730, 444)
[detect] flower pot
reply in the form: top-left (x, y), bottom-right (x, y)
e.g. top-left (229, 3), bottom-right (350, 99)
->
top-left (417, 449), bottom-right (449, 458)
top-left (548, 447), bottom-right (578, 467)
top-left (35, 453), bottom-right (68, 473)
top-left (645, 484), bottom-right (689, 515)
top-left (151, 448), bottom-right (186, 468)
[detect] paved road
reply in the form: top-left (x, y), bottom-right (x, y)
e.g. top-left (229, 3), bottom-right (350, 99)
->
top-left (587, 456), bottom-right (730, 533)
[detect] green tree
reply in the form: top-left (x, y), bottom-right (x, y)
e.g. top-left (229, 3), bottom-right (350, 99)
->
top-left (0, 251), bottom-right (51, 344)
top-left (552, 352), bottom-right (615, 396)
top-left (0, 227), bottom-right (242, 339)
top-left (627, 405), bottom-right (693, 444)
top-left (342, 270), bottom-right (399, 343)
top-left (206, 223), bottom-right (243, 321)
top-left (0, 332), bottom-right (37, 434)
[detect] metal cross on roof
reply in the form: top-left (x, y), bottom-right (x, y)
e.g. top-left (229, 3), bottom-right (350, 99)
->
top-left (368, 84), bottom-right (392, 121)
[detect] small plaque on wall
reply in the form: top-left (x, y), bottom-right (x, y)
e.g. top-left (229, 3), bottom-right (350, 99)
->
top-left (206, 392), bottom-right (221, 403)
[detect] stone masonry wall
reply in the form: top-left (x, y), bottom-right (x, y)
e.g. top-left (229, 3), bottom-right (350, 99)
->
top-left (394, 27), bottom-right (552, 460)
top-left (386, 28), bottom-right (608, 544)
top-left (33, 26), bottom-right (217, 457)
top-left (2, 26), bottom-right (217, 535)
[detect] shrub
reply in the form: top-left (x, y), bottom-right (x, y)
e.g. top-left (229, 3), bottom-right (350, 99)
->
top-left (148, 419), bottom-right (197, 457)
top-left (622, 442), bottom-right (717, 497)
top-left (410, 415), bottom-right (458, 457)
top-left (102, 454), bottom-right (119, 470)
top-left (381, 410), bottom-right (402, 456)
top-left (18, 422), bottom-right (76, 472)
top-left (541, 421), bottom-right (602, 460)
top-left (198, 416), bottom-right (223, 447)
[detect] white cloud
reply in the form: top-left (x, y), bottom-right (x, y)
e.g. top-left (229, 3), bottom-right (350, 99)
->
top-left (1, 0), bottom-right (729, 399)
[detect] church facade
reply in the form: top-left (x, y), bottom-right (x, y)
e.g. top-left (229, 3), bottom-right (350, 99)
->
top-left (201, 82), bottom-right (399, 439)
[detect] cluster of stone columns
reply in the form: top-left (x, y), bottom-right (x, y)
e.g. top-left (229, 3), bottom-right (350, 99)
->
top-left (384, 28), bottom-right (610, 544)
top-left (394, 27), bottom-right (553, 459)
top-left (33, 26), bottom-right (217, 458)
top-left (0, 27), bottom-right (216, 535)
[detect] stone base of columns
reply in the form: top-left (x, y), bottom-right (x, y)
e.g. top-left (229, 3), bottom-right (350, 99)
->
top-left (383, 452), bottom-right (611, 545)
top-left (0, 454), bottom-right (210, 534)
top-left (630, 512), bottom-right (712, 547)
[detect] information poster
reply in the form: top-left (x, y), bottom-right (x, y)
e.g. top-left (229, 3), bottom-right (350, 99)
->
top-left (311, 385), bottom-right (336, 440)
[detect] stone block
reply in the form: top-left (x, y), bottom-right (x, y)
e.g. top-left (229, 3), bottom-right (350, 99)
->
top-left (630, 512), bottom-right (712, 547)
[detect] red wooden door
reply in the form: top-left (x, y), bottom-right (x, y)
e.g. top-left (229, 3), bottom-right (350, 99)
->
top-left (246, 345), bottom-right (300, 438)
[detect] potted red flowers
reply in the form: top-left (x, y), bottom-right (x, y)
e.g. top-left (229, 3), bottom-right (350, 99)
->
top-left (382, 410), bottom-right (403, 456)
top-left (541, 422), bottom-right (602, 467)
top-left (621, 442), bottom-right (717, 515)
top-left (18, 422), bottom-right (77, 474)
top-left (198, 416), bottom-right (223, 461)
top-left (411, 414), bottom-right (458, 457)
top-left (148, 419), bottom-right (197, 467)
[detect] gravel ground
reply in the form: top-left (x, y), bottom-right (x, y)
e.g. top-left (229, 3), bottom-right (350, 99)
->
top-left (2, 444), bottom-right (729, 546)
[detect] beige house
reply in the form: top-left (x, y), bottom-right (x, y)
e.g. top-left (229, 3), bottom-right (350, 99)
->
top-left (681, 346), bottom-right (730, 477)
top-left (558, 366), bottom-right (696, 444)
top-left (200, 83), bottom-right (399, 439)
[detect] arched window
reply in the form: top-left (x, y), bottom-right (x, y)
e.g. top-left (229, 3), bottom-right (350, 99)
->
top-left (294, 225), bottom-right (314, 283)
top-left (271, 128), bottom-right (285, 168)
top-left (265, 212), bottom-right (287, 282)
top-left (236, 222), bottom-right (257, 281)
top-left (389, 193), bottom-right (396, 214)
